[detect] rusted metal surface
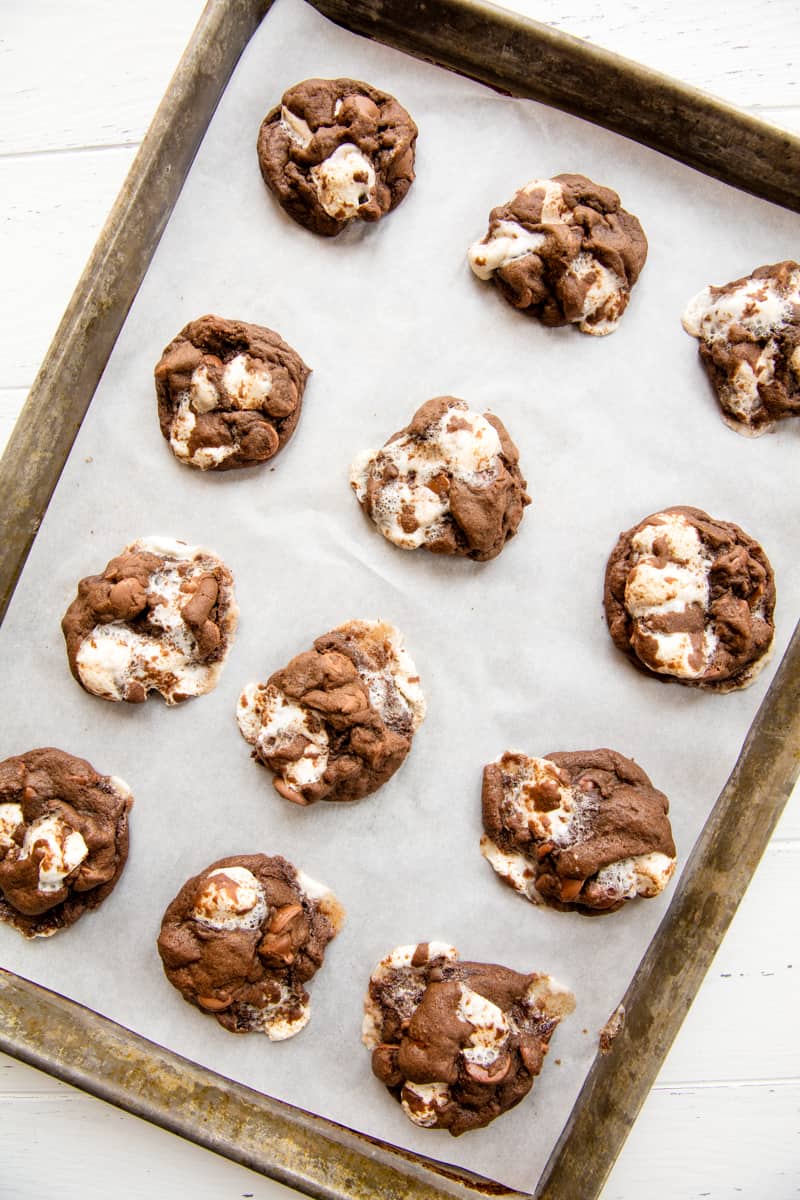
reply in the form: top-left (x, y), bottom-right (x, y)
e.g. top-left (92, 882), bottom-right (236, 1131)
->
top-left (310, 0), bottom-right (800, 213)
top-left (1, 1), bottom-right (799, 1198)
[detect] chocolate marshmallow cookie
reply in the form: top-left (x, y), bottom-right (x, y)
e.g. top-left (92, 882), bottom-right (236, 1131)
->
top-left (62, 536), bottom-right (238, 704)
top-left (237, 620), bottom-right (425, 804)
top-left (468, 174), bottom-right (647, 335)
top-left (362, 942), bottom-right (574, 1135)
top-left (349, 397), bottom-right (530, 561)
top-left (155, 315), bottom-right (310, 470)
top-left (0, 748), bottom-right (132, 937)
top-left (257, 78), bottom-right (417, 236)
top-left (157, 854), bottom-right (344, 1038)
top-left (682, 261), bottom-right (800, 435)
top-left (481, 749), bottom-right (676, 914)
top-left (604, 506), bottom-right (775, 691)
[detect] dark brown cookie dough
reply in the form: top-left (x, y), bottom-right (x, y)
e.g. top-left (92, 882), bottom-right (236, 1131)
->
top-left (349, 396), bottom-right (530, 561)
top-left (237, 620), bottom-right (425, 805)
top-left (481, 749), bottom-right (676, 914)
top-left (257, 77), bottom-right (417, 237)
top-left (62, 536), bottom-right (238, 705)
top-left (362, 942), bottom-right (574, 1135)
top-left (468, 174), bottom-right (648, 335)
top-left (0, 748), bottom-right (132, 938)
top-left (157, 854), bottom-right (344, 1038)
top-left (155, 315), bottom-right (310, 470)
top-left (682, 261), bottom-right (800, 435)
top-left (604, 506), bottom-right (775, 691)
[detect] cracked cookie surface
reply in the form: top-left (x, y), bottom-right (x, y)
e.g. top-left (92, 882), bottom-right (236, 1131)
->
top-left (481, 748), bottom-right (676, 914)
top-left (237, 620), bottom-right (425, 804)
top-left (604, 506), bottom-right (775, 691)
top-left (62, 536), bottom-right (238, 704)
top-left (349, 396), bottom-right (530, 561)
top-left (257, 77), bottom-right (417, 236)
top-left (155, 315), bottom-right (310, 470)
top-left (468, 174), bottom-right (647, 335)
top-left (157, 854), bottom-right (344, 1038)
top-left (0, 747), bottom-right (132, 937)
top-left (363, 942), bottom-right (573, 1135)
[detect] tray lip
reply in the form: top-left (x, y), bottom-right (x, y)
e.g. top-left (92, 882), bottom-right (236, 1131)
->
top-left (0, 1), bottom-right (798, 1198)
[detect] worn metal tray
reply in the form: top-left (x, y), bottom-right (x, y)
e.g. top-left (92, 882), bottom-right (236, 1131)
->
top-left (1, 1), bottom-right (799, 1197)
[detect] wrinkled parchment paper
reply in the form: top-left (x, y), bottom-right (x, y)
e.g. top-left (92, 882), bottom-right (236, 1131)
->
top-left (1, 0), bottom-right (798, 1189)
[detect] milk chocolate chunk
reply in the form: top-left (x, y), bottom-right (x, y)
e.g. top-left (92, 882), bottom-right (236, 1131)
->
top-left (682, 260), bottom-right (800, 435)
top-left (349, 396), bottom-right (530, 561)
top-left (237, 620), bottom-right (425, 804)
top-left (362, 943), bottom-right (574, 1135)
top-left (0, 748), bottom-right (132, 938)
top-left (604, 506), bottom-right (775, 691)
top-left (257, 78), bottom-right (417, 237)
top-left (481, 749), bottom-right (676, 915)
top-left (468, 174), bottom-right (647, 335)
top-left (157, 854), bottom-right (344, 1038)
top-left (155, 315), bottom-right (310, 470)
top-left (62, 536), bottom-right (238, 705)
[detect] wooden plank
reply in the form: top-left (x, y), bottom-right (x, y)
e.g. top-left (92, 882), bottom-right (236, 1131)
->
top-left (0, 0), bottom-right (204, 155)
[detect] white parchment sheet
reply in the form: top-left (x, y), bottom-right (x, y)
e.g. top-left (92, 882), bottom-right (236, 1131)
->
top-left (1, 0), bottom-right (799, 1190)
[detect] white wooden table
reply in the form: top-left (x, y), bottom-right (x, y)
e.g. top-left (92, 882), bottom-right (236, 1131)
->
top-left (1, 3), bottom-right (798, 1196)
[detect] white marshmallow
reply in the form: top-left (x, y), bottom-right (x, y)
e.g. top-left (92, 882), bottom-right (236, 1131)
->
top-left (0, 803), bottom-right (23, 852)
top-left (311, 143), bottom-right (376, 220)
top-left (593, 851), bottom-right (676, 901)
top-left (192, 866), bottom-right (267, 931)
top-left (189, 364), bottom-right (220, 413)
top-left (237, 683), bottom-right (330, 789)
top-left (280, 105), bottom-right (313, 148)
top-left (222, 354), bottom-right (273, 409)
top-left (457, 984), bottom-right (509, 1067)
top-left (467, 220), bottom-right (546, 280)
top-left (400, 1081), bottom-right (451, 1127)
top-left (20, 816), bottom-right (88, 893)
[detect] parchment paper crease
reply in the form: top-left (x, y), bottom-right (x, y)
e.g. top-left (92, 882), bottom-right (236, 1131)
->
top-left (0, 0), bottom-right (798, 1190)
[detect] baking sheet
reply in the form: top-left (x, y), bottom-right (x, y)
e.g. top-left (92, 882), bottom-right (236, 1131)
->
top-left (0, 0), bottom-right (798, 1190)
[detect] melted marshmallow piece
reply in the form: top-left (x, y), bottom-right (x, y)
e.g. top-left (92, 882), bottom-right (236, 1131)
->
top-left (350, 402), bottom-right (503, 550)
top-left (237, 683), bottom-right (330, 789)
top-left (362, 942), bottom-right (458, 1048)
top-left (19, 816), bottom-right (88, 894)
top-left (343, 620), bottom-right (427, 732)
top-left (170, 356), bottom-right (275, 469)
top-left (682, 266), bottom-right (800, 427)
top-left (468, 177), bottom-right (629, 335)
top-left (624, 513), bottom-right (717, 678)
top-left (74, 537), bottom-right (234, 704)
top-left (0, 803), bottom-right (23, 852)
top-left (457, 984), bottom-right (510, 1068)
top-left (192, 866), bottom-right (268, 931)
top-left (401, 1081), bottom-right (451, 1128)
top-left (310, 143), bottom-right (376, 221)
top-left (593, 852), bottom-right (676, 903)
top-left (240, 985), bottom-right (312, 1041)
top-left (280, 105), bottom-right (313, 148)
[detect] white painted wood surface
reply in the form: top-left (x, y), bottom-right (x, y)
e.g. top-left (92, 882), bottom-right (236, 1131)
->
top-left (1, 2), bottom-right (798, 1197)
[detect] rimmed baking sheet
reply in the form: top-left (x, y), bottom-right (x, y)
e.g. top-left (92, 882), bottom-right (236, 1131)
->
top-left (1, 0), bottom-right (799, 1196)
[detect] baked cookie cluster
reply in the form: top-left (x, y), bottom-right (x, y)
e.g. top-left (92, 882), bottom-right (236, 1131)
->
top-left (62, 536), bottom-right (238, 705)
top-left (362, 942), bottom-right (574, 1135)
top-left (481, 749), bottom-right (676, 914)
top-left (237, 620), bottom-right (425, 805)
top-left (0, 748), bottom-right (132, 938)
top-left (257, 78), bottom-right (418, 237)
top-left (157, 854), bottom-right (344, 1038)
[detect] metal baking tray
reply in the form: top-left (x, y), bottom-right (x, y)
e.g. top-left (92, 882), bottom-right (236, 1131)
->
top-left (1, 2), bottom-right (799, 1197)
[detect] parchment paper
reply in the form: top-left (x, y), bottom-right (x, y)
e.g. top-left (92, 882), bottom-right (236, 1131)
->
top-left (1, 0), bottom-right (798, 1190)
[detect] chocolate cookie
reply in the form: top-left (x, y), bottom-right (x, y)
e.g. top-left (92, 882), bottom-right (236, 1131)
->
top-left (362, 942), bottom-right (574, 1135)
top-left (257, 77), bottom-right (417, 237)
top-left (604, 506), bottom-right (775, 691)
top-left (237, 620), bottom-right (425, 805)
top-left (155, 315), bottom-right (310, 470)
top-left (62, 536), bottom-right (238, 705)
top-left (0, 748), bottom-right (132, 938)
top-left (682, 260), bottom-right (800, 435)
top-left (481, 749), bottom-right (676, 914)
top-left (349, 396), bottom-right (530, 561)
top-left (157, 854), bottom-right (344, 1039)
top-left (468, 174), bottom-right (647, 335)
